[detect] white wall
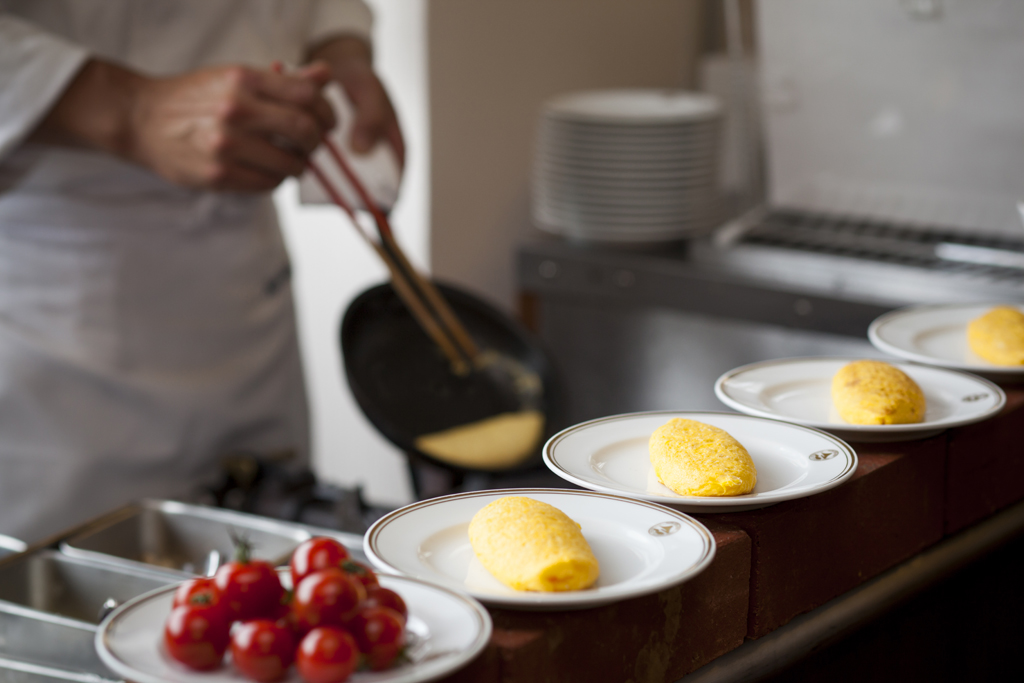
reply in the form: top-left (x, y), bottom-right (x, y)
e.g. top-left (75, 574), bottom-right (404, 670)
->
top-left (428, 0), bottom-right (705, 310)
top-left (275, 0), bottom-right (428, 508)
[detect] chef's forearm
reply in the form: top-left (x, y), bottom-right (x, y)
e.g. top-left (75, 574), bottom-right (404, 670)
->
top-left (29, 58), bottom-right (148, 161)
top-left (29, 59), bottom-right (336, 192)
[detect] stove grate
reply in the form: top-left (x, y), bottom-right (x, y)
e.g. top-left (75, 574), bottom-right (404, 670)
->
top-left (739, 210), bottom-right (1024, 283)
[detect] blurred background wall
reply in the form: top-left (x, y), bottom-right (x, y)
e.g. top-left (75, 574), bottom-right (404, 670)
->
top-left (428, 0), bottom-right (705, 309)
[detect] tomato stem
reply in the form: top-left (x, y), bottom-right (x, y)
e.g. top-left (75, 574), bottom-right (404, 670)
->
top-left (228, 529), bottom-right (253, 564)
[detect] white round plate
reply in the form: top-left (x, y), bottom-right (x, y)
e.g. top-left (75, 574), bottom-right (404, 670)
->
top-left (536, 227), bottom-right (706, 244)
top-left (536, 202), bottom-right (712, 220)
top-left (715, 357), bottom-right (1006, 442)
top-left (534, 222), bottom-right (708, 240)
top-left (535, 199), bottom-right (714, 221)
top-left (536, 188), bottom-right (716, 208)
top-left (868, 303), bottom-right (1024, 380)
top-left (539, 151), bottom-right (718, 168)
top-left (541, 125), bottom-right (720, 141)
top-left (535, 205), bottom-right (713, 222)
top-left (540, 139), bottom-right (720, 157)
top-left (543, 411), bottom-right (857, 511)
top-left (543, 116), bottom-right (721, 134)
top-left (539, 173), bottom-right (716, 189)
top-left (540, 135), bottom-right (720, 153)
top-left (540, 140), bottom-right (719, 158)
top-left (364, 488), bottom-right (715, 611)
top-left (534, 220), bottom-right (713, 242)
top-left (537, 173), bottom-right (717, 191)
top-left (544, 90), bottom-right (721, 124)
top-left (536, 183), bottom-right (716, 205)
top-left (538, 163), bottom-right (718, 182)
top-left (96, 574), bottom-right (491, 683)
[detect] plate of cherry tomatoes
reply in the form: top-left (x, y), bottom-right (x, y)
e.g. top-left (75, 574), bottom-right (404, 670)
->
top-left (95, 537), bottom-right (492, 683)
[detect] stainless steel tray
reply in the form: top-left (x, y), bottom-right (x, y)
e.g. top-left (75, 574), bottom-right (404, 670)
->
top-left (60, 500), bottom-right (314, 577)
top-left (0, 549), bottom-right (175, 677)
top-left (0, 605), bottom-right (111, 677)
top-left (0, 550), bottom-right (177, 624)
top-left (0, 535), bottom-right (25, 562)
top-left (0, 655), bottom-right (119, 683)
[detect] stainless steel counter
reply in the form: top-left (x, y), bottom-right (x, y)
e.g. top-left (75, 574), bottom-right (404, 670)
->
top-left (517, 217), bottom-right (1024, 425)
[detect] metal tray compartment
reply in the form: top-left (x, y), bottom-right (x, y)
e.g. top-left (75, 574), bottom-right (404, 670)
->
top-left (0, 606), bottom-right (110, 676)
top-left (0, 655), bottom-right (119, 683)
top-left (61, 500), bottom-right (312, 576)
top-left (0, 535), bottom-right (25, 562)
top-left (0, 550), bottom-right (176, 624)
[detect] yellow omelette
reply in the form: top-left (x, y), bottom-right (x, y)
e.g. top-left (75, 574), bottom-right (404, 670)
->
top-left (831, 359), bottom-right (925, 425)
top-left (467, 496), bottom-right (599, 592)
top-left (649, 418), bottom-right (757, 497)
top-left (967, 306), bottom-right (1024, 366)
top-left (414, 410), bottom-right (544, 469)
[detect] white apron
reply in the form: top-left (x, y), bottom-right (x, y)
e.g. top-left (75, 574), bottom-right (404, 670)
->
top-left (0, 0), bottom-right (372, 542)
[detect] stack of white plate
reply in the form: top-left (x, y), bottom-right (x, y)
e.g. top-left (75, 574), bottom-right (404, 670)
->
top-left (532, 89), bottom-right (723, 243)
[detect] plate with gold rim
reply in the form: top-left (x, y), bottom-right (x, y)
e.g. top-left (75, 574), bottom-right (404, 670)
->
top-left (363, 488), bottom-right (715, 611)
top-left (96, 573), bottom-right (490, 683)
top-left (543, 411), bottom-right (858, 512)
top-left (715, 357), bottom-right (1006, 442)
top-left (868, 303), bottom-right (1024, 381)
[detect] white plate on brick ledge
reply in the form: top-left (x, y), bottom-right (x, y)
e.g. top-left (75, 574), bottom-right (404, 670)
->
top-left (715, 357), bottom-right (1006, 442)
top-left (543, 411), bottom-right (857, 512)
top-left (364, 488), bottom-right (715, 611)
top-left (868, 303), bottom-right (1024, 381)
top-left (96, 573), bottom-right (490, 683)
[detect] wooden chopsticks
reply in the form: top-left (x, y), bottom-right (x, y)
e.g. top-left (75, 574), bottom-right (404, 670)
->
top-left (307, 138), bottom-right (479, 376)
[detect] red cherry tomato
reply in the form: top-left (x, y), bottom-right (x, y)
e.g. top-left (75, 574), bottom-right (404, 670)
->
top-left (274, 601), bottom-right (306, 640)
top-left (340, 559), bottom-right (379, 591)
top-left (293, 568), bottom-right (366, 631)
top-left (347, 606), bottom-right (406, 671)
top-left (364, 586), bottom-right (407, 624)
top-left (290, 537), bottom-right (350, 587)
top-left (215, 559), bottom-right (284, 621)
top-left (296, 627), bottom-right (358, 683)
top-left (164, 603), bottom-right (230, 671)
top-left (229, 619), bottom-right (295, 683)
top-left (172, 578), bottom-right (222, 609)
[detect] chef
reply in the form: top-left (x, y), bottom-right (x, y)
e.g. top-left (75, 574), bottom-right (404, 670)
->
top-left (0, 0), bottom-right (403, 542)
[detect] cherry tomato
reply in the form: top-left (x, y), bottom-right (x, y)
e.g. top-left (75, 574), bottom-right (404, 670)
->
top-left (347, 606), bottom-right (406, 671)
top-left (293, 568), bottom-right (366, 631)
top-left (296, 627), bottom-right (358, 683)
top-left (340, 559), bottom-right (379, 591)
top-left (364, 586), bottom-right (407, 624)
top-left (215, 559), bottom-right (284, 621)
top-left (290, 537), bottom-right (350, 587)
top-left (274, 601), bottom-right (306, 639)
top-left (172, 577), bottom-right (222, 609)
top-left (164, 603), bottom-right (230, 671)
top-left (230, 619), bottom-right (295, 683)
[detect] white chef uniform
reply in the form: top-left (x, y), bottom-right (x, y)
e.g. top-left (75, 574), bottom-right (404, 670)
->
top-left (0, 0), bottom-right (372, 543)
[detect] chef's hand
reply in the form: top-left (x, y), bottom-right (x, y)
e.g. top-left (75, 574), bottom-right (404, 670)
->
top-left (32, 60), bottom-right (336, 192)
top-left (308, 35), bottom-right (406, 167)
top-left (130, 63), bottom-right (336, 191)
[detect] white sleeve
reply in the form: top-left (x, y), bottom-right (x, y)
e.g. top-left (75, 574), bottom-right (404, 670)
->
top-left (0, 14), bottom-right (89, 160)
top-left (306, 0), bottom-right (374, 49)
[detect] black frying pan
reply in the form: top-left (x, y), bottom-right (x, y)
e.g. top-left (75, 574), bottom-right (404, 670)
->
top-left (341, 281), bottom-right (562, 473)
